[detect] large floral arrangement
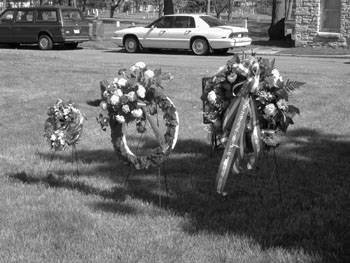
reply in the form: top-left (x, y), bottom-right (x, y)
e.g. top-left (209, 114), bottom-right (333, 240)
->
top-left (44, 99), bottom-right (85, 151)
top-left (97, 62), bottom-right (179, 170)
top-left (201, 53), bottom-right (304, 194)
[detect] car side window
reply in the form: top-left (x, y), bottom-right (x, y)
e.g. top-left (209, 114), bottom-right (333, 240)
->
top-left (156, 17), bottom-right (174, 28)
top-left (62, 10), bottom-right (82, 22)
top-left (0, 10), bottom-right (14, 23)
top-left (36, 10), bottom-right (57, 22)
top-left (174, 17), bottom-right (190, 28)
top-left (15, 10), bottom-right (34, 22)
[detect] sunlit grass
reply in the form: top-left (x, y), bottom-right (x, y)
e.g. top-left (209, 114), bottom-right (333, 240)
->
top-left (0, 49), bottom-right (349, 263)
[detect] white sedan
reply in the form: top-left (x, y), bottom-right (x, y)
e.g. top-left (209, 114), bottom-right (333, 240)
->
top-left (112, 14), bottom-right (252, 55)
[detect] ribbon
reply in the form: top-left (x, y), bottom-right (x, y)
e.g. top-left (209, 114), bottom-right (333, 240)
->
top-left (216, 94), bottom-right (250, 194)
top-left (215, 59), bottom-right (263, 194)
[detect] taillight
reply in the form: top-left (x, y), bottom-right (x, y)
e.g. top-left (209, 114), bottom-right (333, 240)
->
top-left (229, 32), bottom-right (248, 38)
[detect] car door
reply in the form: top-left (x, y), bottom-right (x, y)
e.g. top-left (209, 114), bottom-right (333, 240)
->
top-left (12, 9), bottom-right (36, 43)
top-left (0, 9), bottom-right (15, 43)
top-left (141, 16), bottom-right (195, 49)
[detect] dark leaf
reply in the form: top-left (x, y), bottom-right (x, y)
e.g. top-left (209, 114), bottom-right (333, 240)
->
top-left (284, 79), bottom-right (306, 92)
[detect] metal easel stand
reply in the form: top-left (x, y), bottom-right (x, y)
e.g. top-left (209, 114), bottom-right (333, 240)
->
top-left (210, 132), bottom-right (284, 211)
top-left (121, 131), bottom-right (170, 208)
top-left (262, 145), bottom-right (284, 213)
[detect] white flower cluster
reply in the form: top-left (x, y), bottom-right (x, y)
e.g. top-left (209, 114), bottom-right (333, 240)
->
top-left (100, 62), bottom-right (157, 124)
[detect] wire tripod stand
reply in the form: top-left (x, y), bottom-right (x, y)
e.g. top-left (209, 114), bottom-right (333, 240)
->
top-left (121, 107), bottom-right (170, 208)
top-left (210, 132), bottom-right (284, 210)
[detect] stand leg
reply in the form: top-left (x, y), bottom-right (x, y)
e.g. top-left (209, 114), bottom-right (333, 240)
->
top-left (72, 144), bottom-right (79, 177)
top-left (273, 147), bottom-right (284, 212)
top-left (46, 149), bottom-right (56, 176)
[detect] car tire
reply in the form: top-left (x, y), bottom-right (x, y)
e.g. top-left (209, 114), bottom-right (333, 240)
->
top-left (38, 35), bottom-right (53, 50)
top-left (191, 38), bottom-right (209, 56)
top-left (124, 36), bottom-right (140, 53)
top-left (213, 48), bottom-right (229, 55)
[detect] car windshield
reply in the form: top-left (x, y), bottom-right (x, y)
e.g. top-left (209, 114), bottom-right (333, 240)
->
top-left (200, 15), bottom-right (225, 27)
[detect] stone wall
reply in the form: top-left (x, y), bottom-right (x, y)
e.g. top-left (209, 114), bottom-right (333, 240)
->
top-left (295, 0), bottom-right (350, 48)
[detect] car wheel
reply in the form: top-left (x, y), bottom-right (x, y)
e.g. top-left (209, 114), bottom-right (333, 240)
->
top-left (64, 43), bottom-right (79, 49)
top-left (213, 48), bottom-right (229, 54)
top-left (191, 38), bottom-right (209, 56)
top-left (38, 35), bottom-right (53, 50)
top-left (124, 36), bottom-right (140, 53)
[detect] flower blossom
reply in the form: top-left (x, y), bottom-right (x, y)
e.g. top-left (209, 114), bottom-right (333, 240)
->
top-left (112, 77), bottom-right (118, 84)
top-left (115, 115), bottom-right (125, 123)
top-left (122, 104), bottom-right (130, 113)
top-left (264, 103), bottom-right (278, 117)
top-left (131, 108), bottom-right (143, 118)
top-left (207, 90), bottom-right (217, 104)
top-left (277, 99), bottom-right (288, 111)
top-left (144, 69), bottom-right (155, 79)
top-left (110, 94), bottom-right (120, 106)
top-left (135, 62), bottom-right (146, 69)
top-left (126, 91), bottom-right (137, 102)
top-left (114, 88), bottom-right (123, 97)
top-left (100, 101), bottom-right (108, 110)
top-left (265, 69), bottom-right (283, 88)
top-left (117, 78), bottom-right (128, 87)
top-left (137, 85), bottom-right (146, 98)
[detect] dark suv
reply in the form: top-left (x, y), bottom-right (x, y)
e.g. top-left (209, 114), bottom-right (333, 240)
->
top-left (0, 6), bottom-right (89, 50)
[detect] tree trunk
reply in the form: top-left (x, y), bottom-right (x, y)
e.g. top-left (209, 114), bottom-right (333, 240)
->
top-left (163, 0), bottom-right (174, 15)
top-left (110, 0), bottom-right (124, 18)
top-left (268, 0), bottom-right (286, 40)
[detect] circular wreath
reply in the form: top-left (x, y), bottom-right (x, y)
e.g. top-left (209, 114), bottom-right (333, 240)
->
top-left (44, 99), bottom-right (85, 151)
top-left (97, 62), bottom-right (179, 169)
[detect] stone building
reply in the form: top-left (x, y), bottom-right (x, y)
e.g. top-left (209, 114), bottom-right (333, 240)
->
top-left (295, 0), bottom-right (350, 47)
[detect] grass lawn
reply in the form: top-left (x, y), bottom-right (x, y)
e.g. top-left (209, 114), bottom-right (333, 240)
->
top-left (0, 36), bottom-right (350, 262)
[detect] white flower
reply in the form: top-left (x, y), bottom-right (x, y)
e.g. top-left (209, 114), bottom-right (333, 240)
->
top-left (115, 115), bottom-right (125, 123)
top-left (136, 85), bottom-right (146, 98)
top-left (100, 101), bottom-right (108, 110)
top-left (207, 90), bottom-right (217, 104)
top-left (122, 104), bottom-right (130, 113)
top-left (135, 62), bottom-right (146, 69)
top-left (117, 78), bottom-right (128, 87)
top-left (131, 108), bottom-right (143, 118)
top-left (144, 69), bottom-right (155, 79)
top-left (50, 134), bottom-right (57, 141)
top-left (264, 103), bottom-right (278, 117)
top-left (130, 65), bottom-right (137, 72)
top-left (103, 90), bottom-right (109, 98)
top-left (126, 91), bottom-right (137, 102)
top-left (112, 77), bottom-right (118, 84)
top-left (266, 69), bottom-right (283, 88)
top-left (277, 99), bottom-right (288, 111)
top-left (114, 88), bottom-right (123, 97)
top-left (110, 94), bottom-right (120, 106)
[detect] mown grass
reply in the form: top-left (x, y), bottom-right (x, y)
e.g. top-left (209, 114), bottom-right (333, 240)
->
top-left (0, 48), bottom-right (350, 263)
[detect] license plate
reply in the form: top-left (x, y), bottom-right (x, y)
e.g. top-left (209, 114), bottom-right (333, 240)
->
top-left (74, 29), bottom-right (80, 34)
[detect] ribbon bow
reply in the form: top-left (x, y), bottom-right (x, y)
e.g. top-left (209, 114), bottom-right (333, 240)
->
top-left (215, 60), bottom-right (262, 194)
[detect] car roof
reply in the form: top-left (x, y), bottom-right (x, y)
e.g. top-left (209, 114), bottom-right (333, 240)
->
top-left (163, 14), bottom-right (209, 17)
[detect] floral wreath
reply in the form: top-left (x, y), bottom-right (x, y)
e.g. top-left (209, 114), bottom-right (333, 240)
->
top-left (97, 62), bottom-right (179, 170)
top-left (201, 53), bottom-right (305, 194)
top-left (44, 99), bottom-right (85, 151)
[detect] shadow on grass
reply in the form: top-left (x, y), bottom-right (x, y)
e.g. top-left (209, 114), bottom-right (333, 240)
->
top-left (10, 129), bottom-right (350, 262)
